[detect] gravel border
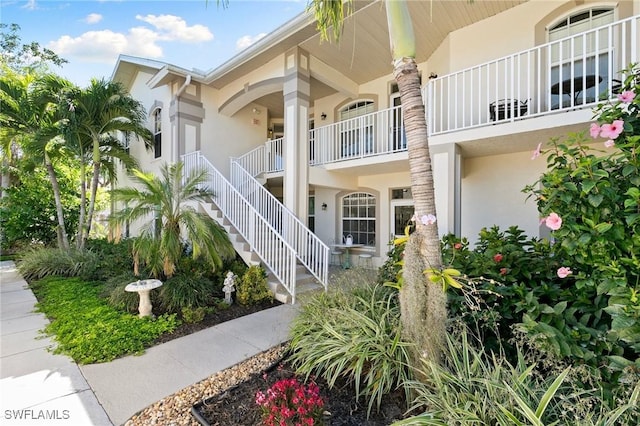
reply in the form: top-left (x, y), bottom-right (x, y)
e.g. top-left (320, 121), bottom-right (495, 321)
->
top-left (124, 343), bottom-right (288, 426)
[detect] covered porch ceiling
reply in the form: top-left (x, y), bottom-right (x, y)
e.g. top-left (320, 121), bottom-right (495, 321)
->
top-left (233, 0), bottom-right (528, 118)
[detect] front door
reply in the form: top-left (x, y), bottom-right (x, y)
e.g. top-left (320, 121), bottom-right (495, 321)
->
top-left (391, 201), bottom-right (414, 238)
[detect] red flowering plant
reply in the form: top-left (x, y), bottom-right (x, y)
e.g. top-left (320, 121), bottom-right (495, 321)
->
top-left (255, 377), bottom-right (325, 426)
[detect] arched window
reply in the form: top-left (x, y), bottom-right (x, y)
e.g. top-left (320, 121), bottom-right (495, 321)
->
top-left (339, 100), bottom-right (375, 158)
top-left (548, 8), bottom-right (614, 107)
top-left (341, 192), bottom-right (376, 246)
top-left (548, 8), bottom-right (614, 41)
top-left (152, 108), bottom-right (162, 158)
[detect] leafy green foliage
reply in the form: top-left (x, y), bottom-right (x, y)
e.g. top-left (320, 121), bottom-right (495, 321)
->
top-left (0, 162), bottom-right (79, 251)
top-left (236, 265), bottom-right (272, 306)
top-left (32, 277), bottom-right (178, 364)
top-left (394, 327), bottom-right (639, 426)
top-left (1, 23), bottom-right (67, 72)
top-left (524, 65), bottom-right (640, 375)
top-left (159, 273), bottom-right (217, 313)
top-left (111, 162), bottom-right (235, 278)
top-left (443, 227), bottom-right (562, 359)
top-left (81, 238), bottom-right (135, 281)
top-left (181, 306), bottom-right (209, 324)
top-left (17, 247), bottom-right (98, 281)
top-left (288, 283), bottom-right (412, 415)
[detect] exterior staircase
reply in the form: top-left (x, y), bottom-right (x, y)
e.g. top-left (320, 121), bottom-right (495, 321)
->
top-left (183, 151), bottom-right (329, 304)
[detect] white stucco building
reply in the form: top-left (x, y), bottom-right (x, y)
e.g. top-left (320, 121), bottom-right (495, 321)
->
top-left (111, 0), bottom-right (640, 302)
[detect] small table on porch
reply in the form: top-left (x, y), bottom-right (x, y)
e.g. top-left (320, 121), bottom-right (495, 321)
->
top-left (332, 244), bottom-right (364, 269)
top-left (551, 74), bottom-right (602, 104)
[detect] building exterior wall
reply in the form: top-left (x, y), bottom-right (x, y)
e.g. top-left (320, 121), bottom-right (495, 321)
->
top-left (461, 151), bottom-right (547, 245)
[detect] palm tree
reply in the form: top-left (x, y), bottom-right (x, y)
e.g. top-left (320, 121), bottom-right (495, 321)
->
top-left (64, 78), bottom-right (152, 249)
top-left (110, 161), bottom-right (235, 278)
top-left (309, 0), bottom-right (445, 361)
top-left (0, 71), bottom-right (76, 249)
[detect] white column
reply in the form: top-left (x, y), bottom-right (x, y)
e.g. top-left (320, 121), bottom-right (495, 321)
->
top-left (283, 48), bottom-right (311, 222)
top-left (433, 144), bottom-right (462, 236)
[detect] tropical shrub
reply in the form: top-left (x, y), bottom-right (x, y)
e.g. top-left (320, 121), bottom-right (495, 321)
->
top-left (288, 283), bottom-right (411, 415)
top-left (524, 65), bottom-right (640, 375)
top-left (394, 326), bottom-right (640, 426)
top-left (159, 273), bottom-right (217, 313)
top-left (17, 247), bottom-right (97, 281)
top-left (110, 161), bottom-right (235, 279)
top-left (442, 227), bottom-right (560, 359)
top-left (32, 276), bottom-right (178, 364)
top-left (236, 265), bottom-right (272, 306)
top-left (181, 306), bottom-right (209, 324)
top-left (0, 163), bottom-right (79, 251)
top-left (82, 238), bottom-right (134, 281)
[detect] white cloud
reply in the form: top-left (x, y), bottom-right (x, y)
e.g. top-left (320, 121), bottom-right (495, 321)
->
top-left (22, 0), bottom-right (37, 10)
top-left (84, 13), bottom-right (103, 24)
top-left (236, 33), bottom-right (266, 51)
top-left (47, 28), bottom-right (163, 64)
top-left (46, 14), bottom-right (212, 65)
top-left (135, 14), bottom-right (213, 43)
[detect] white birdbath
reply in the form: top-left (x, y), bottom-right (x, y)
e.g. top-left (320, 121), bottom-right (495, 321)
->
top-left (125, 279), bottom-right (163, 318)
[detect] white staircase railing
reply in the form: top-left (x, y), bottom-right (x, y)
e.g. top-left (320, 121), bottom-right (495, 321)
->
top-left (232, 153), bottom-right (329, 289)
top-left (182, 151), bottom-right (300, 303)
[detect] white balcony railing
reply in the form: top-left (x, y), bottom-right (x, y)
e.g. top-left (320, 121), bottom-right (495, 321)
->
top-left (427, 15), bottom-right (639, 135)
top-left (182, 151), bottom-right (300, 302)
top-left (310, 105), bottom-right (405, 165)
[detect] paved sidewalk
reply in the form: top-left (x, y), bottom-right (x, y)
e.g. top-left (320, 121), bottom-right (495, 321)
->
top-left (80, 302), bottom-right (298, 425)
top-left (0, 261), bottom-right (112, 426)
top-left (0, 260), bottom-right (299, 425)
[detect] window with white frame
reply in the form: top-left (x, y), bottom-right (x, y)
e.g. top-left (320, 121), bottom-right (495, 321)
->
top-left (548, 8), bottom-right (615, 106)
top-left (339, 100), bottom-right (374, 158)
top-left (341, 192), bottom-right (375, 246)
top-left (152, 108), bottom-right (162, 158)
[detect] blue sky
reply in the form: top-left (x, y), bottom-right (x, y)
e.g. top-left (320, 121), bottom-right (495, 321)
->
top-left (2, 0), bottom-right (308, 86)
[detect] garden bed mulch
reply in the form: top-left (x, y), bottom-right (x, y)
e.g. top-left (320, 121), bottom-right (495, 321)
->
top-left (152, 300), bottom-right (281, 345)
top-left (125, 344), bottom-right (407, 426)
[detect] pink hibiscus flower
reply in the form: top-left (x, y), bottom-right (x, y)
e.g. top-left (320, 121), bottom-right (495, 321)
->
top-left (589, 123), bottom-right (601, 139)
top-left (545, 212), bottom-right (562, 231)
top-left (600, 120), bottom-right (624, 140)
top-left (604, 140), bottom-right (615, 148)
top-left (617, 90), bottom-right (635, 103)
top-left (557, 267), bottom-right (572, 278)
top-left (531, 142), bottom-right (542, 160)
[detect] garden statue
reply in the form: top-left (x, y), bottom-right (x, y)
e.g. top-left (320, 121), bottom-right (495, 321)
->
top-left (222, 271), bottom-right (236, 305)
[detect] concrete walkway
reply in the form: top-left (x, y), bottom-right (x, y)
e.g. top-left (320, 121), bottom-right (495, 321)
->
top-left (0, 260), bottom-right (299, 426)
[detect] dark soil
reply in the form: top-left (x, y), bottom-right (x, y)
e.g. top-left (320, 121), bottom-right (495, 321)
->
top-left (153, 300), bottom-right (281, 345)
top-left (192, 359), bottom-right (407, 426)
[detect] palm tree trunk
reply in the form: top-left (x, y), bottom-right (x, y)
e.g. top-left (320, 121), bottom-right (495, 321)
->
top-left (385, 0), bottom-right (447, 363)
top-left (394, 57), bottom-right (447, 363)
top-left (45, 153), bottom-right (69, 250)
top-left (76, 161), bottom-right (87, 249)
top-left (83, 161), bottom-right (101, 249)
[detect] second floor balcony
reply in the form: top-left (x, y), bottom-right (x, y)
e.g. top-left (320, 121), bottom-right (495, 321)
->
top-left (246, 15), bottom-right (638, 175)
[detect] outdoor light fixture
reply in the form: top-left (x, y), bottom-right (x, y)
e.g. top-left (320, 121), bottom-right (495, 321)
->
top-left (321, 202), bottom-right (327, 210)
top-left (320, 112), bottom-right (327, 120)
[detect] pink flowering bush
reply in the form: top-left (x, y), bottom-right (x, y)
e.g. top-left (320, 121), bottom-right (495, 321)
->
top-left (524, 64), bottom-right (640, 378)
top-left (255, 377), bottom-right (325, 426)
